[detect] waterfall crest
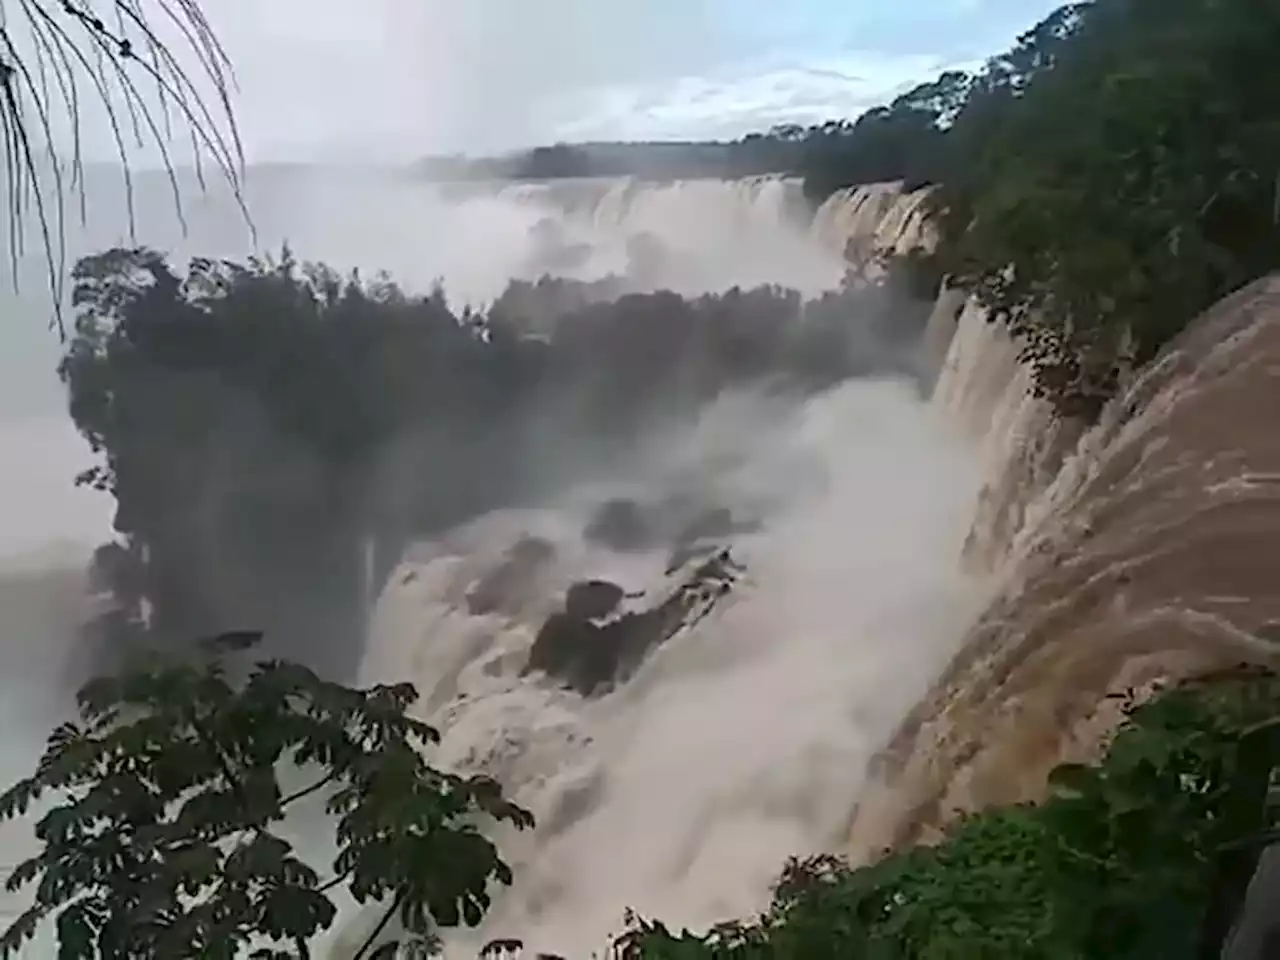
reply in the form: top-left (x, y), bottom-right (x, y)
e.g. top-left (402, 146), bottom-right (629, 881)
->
top-left (850, 269), bottom-right (1280, 858)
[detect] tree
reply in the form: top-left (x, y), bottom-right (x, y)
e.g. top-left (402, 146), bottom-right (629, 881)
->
top-left (0, 0), bottom-right (245, 333)
top-left (0, 631), bottom-right (533, 959)
top-left (929, 0), bottom-right (1280, 418)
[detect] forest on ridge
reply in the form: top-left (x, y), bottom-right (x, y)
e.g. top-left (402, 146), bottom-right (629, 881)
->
top-left (478, 0), bottom-right (1280, 420)
top-left (3, 0), bottom-right (1280, 956)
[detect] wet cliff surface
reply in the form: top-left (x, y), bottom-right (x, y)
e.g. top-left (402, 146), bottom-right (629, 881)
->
top-left (851, 274), bottom-right (1280, 863)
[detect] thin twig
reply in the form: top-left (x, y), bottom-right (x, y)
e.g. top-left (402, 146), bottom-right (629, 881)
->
top-left (352, 894), bottom-right (406, 960)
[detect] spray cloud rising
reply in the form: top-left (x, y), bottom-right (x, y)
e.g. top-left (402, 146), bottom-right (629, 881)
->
top-left (0, 167), bottom-right (981, 956)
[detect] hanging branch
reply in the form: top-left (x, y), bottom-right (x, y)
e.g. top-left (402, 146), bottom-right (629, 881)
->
top-left (0, 0), bottom-right (250, 336)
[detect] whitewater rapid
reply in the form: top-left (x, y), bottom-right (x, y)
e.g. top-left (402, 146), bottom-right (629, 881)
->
top-left (0, 168), bottom-right (976, 957)
top-left (352, 379), bottom-right (981, 957)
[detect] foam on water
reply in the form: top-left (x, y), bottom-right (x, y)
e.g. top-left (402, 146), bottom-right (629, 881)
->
top-left (354, 379), bottom-right (982, 957)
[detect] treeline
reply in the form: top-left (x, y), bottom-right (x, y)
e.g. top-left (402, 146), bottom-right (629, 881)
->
top-left (415, 94), bottom-right (960, 201)
top-left (927, 0), bottom-right (1280, 418)
top-left (417, 141), bottom-right (766, 183)
top-left (63, 249), bottom-right (934, 679)
top-left (445, 0), bottom-right (1280, 420)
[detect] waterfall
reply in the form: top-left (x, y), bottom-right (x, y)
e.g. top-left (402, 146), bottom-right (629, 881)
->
top-left (811, 182), bottom-right (933, 264)
top-left (490, 175), bottom-right (847, 296)
top-left (352, 384), bottom-right (983, 958)
top-left (332, 178), bottom-right (979, 957)
top-left (849, 265), bottom-right (1280, 861)
top-left (14, 168), bottom-right (1272, 958)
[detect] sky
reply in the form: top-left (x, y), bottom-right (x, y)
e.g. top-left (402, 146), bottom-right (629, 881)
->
top-left (43, 0), bottom-right (1061, 165)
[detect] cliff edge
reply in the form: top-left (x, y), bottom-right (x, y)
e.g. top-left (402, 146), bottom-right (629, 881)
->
top-left (850, 273), bottom-right (1280, 857)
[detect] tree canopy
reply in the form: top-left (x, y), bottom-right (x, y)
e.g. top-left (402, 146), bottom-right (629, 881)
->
top-left (0, 631), bottom-right (533, 958)
top-left (924, 0), bottom-right (1280, 417)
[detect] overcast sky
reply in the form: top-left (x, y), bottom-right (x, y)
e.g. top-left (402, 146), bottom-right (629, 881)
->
top-left (56, 0), bottom-right (1059, 164)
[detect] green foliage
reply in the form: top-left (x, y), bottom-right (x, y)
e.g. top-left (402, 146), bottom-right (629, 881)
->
top-left (622, 670), bottom-right (1280, 959)
top-left (0, 632), bottom-right (533, 959)
top-left (472, 0), bottom-right (1280, 421)
top-left (929, 0), bottom-right (1280, 417)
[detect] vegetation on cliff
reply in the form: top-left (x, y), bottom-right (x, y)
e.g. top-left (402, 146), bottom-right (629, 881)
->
top-left (477, 0), bottom-right (1280, 419)
top-left (926, 0), bottom-right (1280, 419)
top-left (846, 0), bottom-right (1280, 419)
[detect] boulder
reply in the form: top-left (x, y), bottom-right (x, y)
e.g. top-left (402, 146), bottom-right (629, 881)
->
top-left (565, 579), bottom-right (625, 620)
top-left (523, 550), bottom-right (746, 696)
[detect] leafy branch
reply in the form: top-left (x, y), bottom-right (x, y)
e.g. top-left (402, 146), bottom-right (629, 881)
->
top-left (0, 631), bottom-right (533, 959)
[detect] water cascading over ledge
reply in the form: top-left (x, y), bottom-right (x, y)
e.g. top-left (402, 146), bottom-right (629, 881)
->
top-left (850, 271), bottom-right (1280, 858)
top-left (335, 180), bottom-right (976, 956)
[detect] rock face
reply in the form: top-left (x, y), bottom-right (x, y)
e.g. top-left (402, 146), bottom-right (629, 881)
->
top-left (523, 551), bottom-right (746, 696)
top-left (851, 275), bottom-right (1280, 859)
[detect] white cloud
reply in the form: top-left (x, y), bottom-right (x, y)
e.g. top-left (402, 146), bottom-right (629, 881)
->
top-left (549, 52), bottom-right (954, 143)
top-left (10, 0), bottom-right (1061, 165)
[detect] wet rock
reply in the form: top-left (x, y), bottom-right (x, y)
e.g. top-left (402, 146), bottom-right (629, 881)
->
top-left (523, 611), bottom-right (598, 682)
top-left (565, 579), bottom-right (625, 620)
top-left (666, 507), bottom-right (754, 573)
top-left (523, 549), bottom-right (746, 696)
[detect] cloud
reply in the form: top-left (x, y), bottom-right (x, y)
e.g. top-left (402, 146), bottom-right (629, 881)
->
top-left (548, 52), bottom-right (958, 143)
top-left (16, 0), bottom-right (1063, 165)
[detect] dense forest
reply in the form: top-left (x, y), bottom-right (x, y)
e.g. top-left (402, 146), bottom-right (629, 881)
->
top-left (4, 0), bottom-right (1280, 956)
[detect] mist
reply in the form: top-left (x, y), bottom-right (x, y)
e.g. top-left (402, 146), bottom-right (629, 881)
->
top-left (0, 162), bottom-right (978, 956)
top-left (352, 378), bottom-right (981, 956)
